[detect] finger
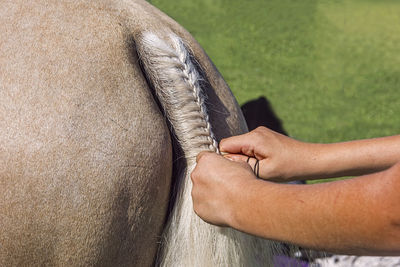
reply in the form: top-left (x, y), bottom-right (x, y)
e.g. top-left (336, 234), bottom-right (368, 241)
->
top-left (225, 154), bottom-right (260, 174)
top-left (246, 157), bottom-right (260, 175)
top-left (196, 151), bottom-right (210, 163)
top-left (223, 153), bottom-right (249, 162)
top-left (219, 133), bottom-right (255, 156)
top-left (195, 151), bottom-right (207, 163)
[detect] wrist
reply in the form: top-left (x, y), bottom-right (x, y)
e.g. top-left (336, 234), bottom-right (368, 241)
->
top-left (226, 177), bottom-right (256, 229)
top-left (228, 179), bottom-right (274, 232)
top-left (283, 142), bottom-right (325, 181)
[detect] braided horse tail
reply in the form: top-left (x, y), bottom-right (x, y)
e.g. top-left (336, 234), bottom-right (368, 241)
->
top-left (136, 32), bottom-right (278, 266)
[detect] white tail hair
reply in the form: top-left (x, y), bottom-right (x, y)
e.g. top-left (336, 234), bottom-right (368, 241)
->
top-left (137, 32), bottom-right (280, 266)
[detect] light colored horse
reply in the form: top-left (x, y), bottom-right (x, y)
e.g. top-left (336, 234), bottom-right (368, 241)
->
top-left (0, 0), bottom-right (280, 266)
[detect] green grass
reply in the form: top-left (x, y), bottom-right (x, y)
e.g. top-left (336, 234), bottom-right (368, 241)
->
top-left (150, 0), bottom-right (400, 182)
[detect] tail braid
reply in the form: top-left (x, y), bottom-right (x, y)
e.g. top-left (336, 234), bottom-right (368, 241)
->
top-left (136, 32), bottom-right (278, 267)
top-left (171, 36), bottom-right (220, 153)
top-left (137, 32), bottom-right (218, 158)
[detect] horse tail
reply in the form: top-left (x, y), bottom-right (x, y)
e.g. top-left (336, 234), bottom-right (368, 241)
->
top-left (136, 32), bottom-right (279, 266)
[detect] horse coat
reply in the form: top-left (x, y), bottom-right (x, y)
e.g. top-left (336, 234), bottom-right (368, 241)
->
top-left (0, 0), bottom-right (280, 266)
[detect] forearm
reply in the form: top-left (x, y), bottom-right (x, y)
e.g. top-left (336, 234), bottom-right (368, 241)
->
top-left (230, 164), bottom-right (400, 255)
top-left (297, 135), bottom-right (400, 180)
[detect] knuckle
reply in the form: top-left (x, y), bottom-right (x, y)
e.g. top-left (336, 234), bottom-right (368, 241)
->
top-left (255, 126), bottom-right (267, 132)
top-left (196, 152), bottom-right (204, 163)
top-left (219, 138), bottom-right (227, 146)
top-left (252, 127), bottom-right (264, 136)
top-left (193, 205), bottom-right (201, 217)
top-left (251, 131), bottom-right (265, 144)
top-left (197, 151), bottom-right (212, 163)
top-left (191, 187), bottom-right (196, 199)
top-left (191, 199), bottom-right (201, 215)
top-left (192, 201), bottom-right (198, 212)
top-left (190, 170), bottom-right (198, 183)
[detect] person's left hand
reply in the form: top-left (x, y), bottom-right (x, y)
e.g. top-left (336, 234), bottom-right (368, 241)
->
top-left (191, 151), bottom-right (257, 227)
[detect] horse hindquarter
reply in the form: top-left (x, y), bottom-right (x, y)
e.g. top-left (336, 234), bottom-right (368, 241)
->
top-left (0, 1), bottom-right (172, 266)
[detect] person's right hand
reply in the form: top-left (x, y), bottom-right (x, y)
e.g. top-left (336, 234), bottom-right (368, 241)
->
top-left (220, 126), bottom-right (316, 181)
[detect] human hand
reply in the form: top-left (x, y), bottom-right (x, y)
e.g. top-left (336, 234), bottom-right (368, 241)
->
top-left (220, 126), bottom-right (314, 181)
top-left (191, 151), bottom-right (258, 227)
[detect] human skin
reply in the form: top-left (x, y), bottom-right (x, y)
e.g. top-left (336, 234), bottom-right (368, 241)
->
top-left (191, 127), bottom-right (400, 256)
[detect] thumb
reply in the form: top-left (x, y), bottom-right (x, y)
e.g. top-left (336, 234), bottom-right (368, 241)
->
top-left (219, 133), bottom-right (255, 157)
top-left (224, 153), bottom-right (249, 163)
top-left (224, 154), bottom-right (259, 172)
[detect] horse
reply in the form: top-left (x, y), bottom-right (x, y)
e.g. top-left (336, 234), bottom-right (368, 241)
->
top-left (0, 0), bottom-right (280, 265)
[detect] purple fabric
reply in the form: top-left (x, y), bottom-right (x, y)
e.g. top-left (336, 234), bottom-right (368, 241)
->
top-left (273, 255), bottom-right (309, 267)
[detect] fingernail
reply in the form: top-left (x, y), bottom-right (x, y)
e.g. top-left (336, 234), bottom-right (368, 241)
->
top-left (225, 155), bottom-right (240, 162)
top-left (224, 155), bottom-right (233, 161)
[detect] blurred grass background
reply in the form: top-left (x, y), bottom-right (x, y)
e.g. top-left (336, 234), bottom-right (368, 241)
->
top-left (150, 0), bottom-right (400, 179)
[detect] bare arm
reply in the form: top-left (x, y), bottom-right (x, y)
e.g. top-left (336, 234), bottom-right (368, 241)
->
top-left (220, 127), bottom-right (400, 181)
top-left (302, 135), bottom-right (400, 179)
top-left (191, 153), bottom-right (400, 256)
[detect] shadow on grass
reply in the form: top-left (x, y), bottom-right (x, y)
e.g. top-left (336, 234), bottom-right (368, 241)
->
top-left (241, 96), bottom-right (287, 134)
